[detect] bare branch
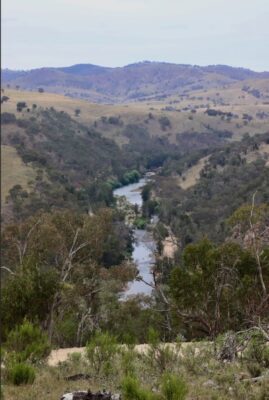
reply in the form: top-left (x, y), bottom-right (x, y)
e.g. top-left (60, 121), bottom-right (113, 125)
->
top-left (1, 266), bottom-right (15, 275)
top-left (249, 192), bottom-right (267, 296)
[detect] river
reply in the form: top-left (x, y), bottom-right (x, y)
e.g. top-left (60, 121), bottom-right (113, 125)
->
top-left (113, 178), bottom-right (156, 296)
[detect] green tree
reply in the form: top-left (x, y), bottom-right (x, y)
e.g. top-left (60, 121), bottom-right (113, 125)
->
top-left (169, 238), bottom-right (268, 338)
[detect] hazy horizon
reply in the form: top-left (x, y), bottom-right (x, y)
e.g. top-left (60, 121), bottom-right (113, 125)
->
top-left (2, 0), bottom-right (269, 72)
top-left (2, 60), bottom-right (269, 73)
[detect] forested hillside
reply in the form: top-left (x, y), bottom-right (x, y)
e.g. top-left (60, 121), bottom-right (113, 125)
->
top-left (1, 72), bottom-right (269, 400)
top-left (152, 132), bottom-right (269, 246)
top-left (2, 62), bottom-right (269, 103)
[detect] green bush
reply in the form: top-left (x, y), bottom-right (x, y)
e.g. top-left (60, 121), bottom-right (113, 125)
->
top-left (86, 331), bottom-right (118, 376)
top-left (133, 218), bottom-right (147, 229)
top-left (120, 347), bottom-right (138, 377)
top-left (5, 320), bottom-right (50, 363)
top-left (7, 363), bottom-right (35, 385)
top-left (121, 376), bottom-right (159, 400)
top-left (121, 170), bottom-right (141, 186)
top-left (161, 373), bottom-right (188, 400)
top-left (245, 335), bottom-right (269, 368)
top-left (143, 328), bottom-right (180, 374)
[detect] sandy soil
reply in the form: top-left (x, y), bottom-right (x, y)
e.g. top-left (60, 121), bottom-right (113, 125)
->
top-left (162, 236), bottom-right (178, 258)
top-left (177, 156), bottom-right (209, 190)
top-left (47, 343), bottom-right (194, 366)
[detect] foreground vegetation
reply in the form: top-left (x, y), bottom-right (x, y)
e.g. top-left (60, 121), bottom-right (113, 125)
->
top-left (1, 84), bottom-right (269, 399)
top-left (2, 328), bottom-right (269, 400)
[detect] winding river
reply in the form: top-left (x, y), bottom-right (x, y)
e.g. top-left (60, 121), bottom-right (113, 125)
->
top-left (114, 178), bottom-right (156, 296)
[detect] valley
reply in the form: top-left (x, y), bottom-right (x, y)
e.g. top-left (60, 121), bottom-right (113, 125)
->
top-left (1, 63), bottom-right (269, 400)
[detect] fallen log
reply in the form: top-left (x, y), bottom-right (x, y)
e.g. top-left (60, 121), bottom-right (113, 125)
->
top-left (64, 373), bottom-right (91, 381)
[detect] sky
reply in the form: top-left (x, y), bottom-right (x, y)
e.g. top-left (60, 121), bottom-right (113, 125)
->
top-left (2, 0), bottom-right (269, 71)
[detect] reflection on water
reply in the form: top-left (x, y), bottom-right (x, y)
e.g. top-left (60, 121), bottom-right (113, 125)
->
top-left (126, 229), bottom-right (156, 296)
top-left (113, 178), bottom-right (148, 208)
top-left (113, 178), bottom-right (156, 296)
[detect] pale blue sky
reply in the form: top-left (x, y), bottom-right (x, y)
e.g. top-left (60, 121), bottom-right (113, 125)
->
top-left (2, 0), bottom-right (269, 71)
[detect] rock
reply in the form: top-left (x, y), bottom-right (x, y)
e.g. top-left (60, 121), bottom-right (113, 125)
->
top-left (61, 390), bottom-right (121, 400)
top-left (202, 379), bottom-right (217, 388)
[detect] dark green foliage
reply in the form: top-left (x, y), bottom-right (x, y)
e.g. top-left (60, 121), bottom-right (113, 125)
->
top-left (7, 363), bottom-right (35, 385)
top-left (104, 297), bottom-right (164, 344)
top-left (5, 321), bottom-right (50, 363)
top-left (1, 264), bottom-right (58, 337)
top-left (157, 133), bottom-right (269, 245)
top-left (1, 95), bottom-right (9, 103)
top-left (158, 116), bottom-right (171, 130)
top-left (141, 185), bottom-right (151, 202)
top-left (169, 238), bottom-right (269, 338)
top-left (108, 116), bottom-right (122, 125)
top-left (121, 170), bottom-right (141, 185)
top-left (133, 217), bottom-right (147, 229)
top-left (16, 102), bottom-right (27, 112)
top-left (1, 209), bottom-right (134, 346)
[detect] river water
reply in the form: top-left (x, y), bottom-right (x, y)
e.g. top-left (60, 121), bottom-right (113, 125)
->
top-left (114, 178), bottom-right (156, 296)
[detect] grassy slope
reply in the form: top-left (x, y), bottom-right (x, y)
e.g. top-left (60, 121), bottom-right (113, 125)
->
top-left (2, 85), bottom-right (269, 147)
top-left (1, 145), bottom-right (36, 204)
top-left (1, 86), bottom-right (268, 217)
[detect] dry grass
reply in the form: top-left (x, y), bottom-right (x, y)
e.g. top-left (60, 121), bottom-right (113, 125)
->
top-left (243, 142), bottom-right (269, 165)
top-left (4, 341), bottom-right (269, 400)
top-left (2, 88), bottom-right (269, 147)
top-left (177, 156), bottom-right (209, 190)
top-left (1, 145), bottom-right (36, 204)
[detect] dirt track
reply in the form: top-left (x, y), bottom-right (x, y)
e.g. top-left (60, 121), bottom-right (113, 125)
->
top-left (47, 343), bottom-right (203, 366)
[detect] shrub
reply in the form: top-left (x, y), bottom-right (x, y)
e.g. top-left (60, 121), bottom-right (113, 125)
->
top-left (86, 331), bottom-right (118, 376)
top-left (133, 218), bottom-right (147, 229)
top-left (67, 352), bottom-right (82, 365)
top-left (161, 373), bottom-right (188, 400)
top-left (120, 347), bottom-right (138, 377)
top-left (121, 376), bottom-right (159, 400)
top-left (1, 96), bottom-right (9, 103)
top-left (5, 320), bottom-right (50, 363)
top-left (158, 116), bottom-right (171, 131)
top-left (245, 334), bottom-right (269, 369)
top-left (1, 112), bottom-right (16, 124)
top-left (121, 170), bottom-right (141, 186)
top-left (16, 102), bottom-right (27, 112)
top-left (7, 363), bottom-right (35, 385)
top-left (143, 328), bottom-right (180, 374)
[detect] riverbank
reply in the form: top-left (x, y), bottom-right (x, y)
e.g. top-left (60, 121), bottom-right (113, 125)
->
top-left (113, 176), bottom-right (156, 296)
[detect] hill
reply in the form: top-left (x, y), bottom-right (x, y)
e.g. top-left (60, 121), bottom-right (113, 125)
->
top-left (151, 132), bottom-right (269, 247)
top-left (2, 62), bottom-right (269, 103)
top-left (1, 85), bottom-right (269, 222)
top-left (2, 86), bottom-right (269, 147)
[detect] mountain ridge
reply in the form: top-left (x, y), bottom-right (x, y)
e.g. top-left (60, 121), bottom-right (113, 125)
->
top-left (2, 62), bottom-right (269, 104)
